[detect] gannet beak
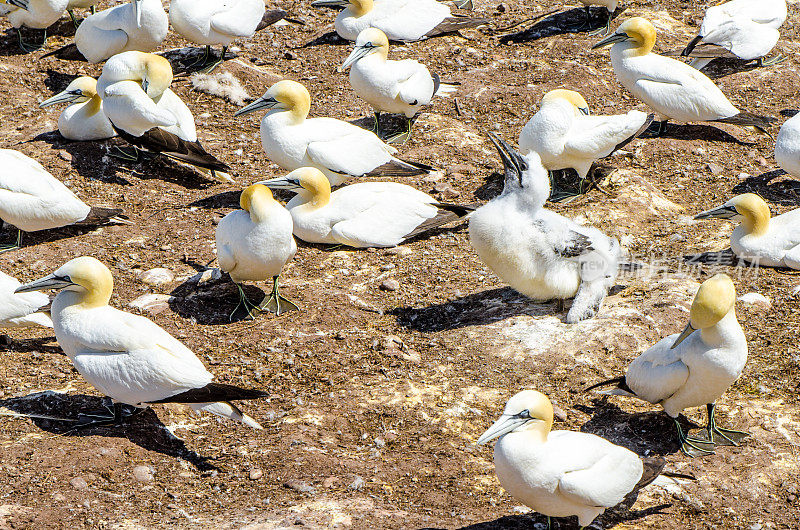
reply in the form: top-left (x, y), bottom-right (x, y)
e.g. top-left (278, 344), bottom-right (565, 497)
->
top-left (133, 0), bottom-right (142, 27)
top-left (578, 107), bottom-right (590, 116)
top-left (339, 46), bottom-right (373, 72)
top-left (259, 176), bottom-right (303, 191)
top-left (592, 32), bottom-right (630, 49)
top-left (15, 274), bottom-right (75, 293)
top-left (39, 90), bottom-right (83, 108)
top-left (488, 133), bottom-right (528, 186)
top-left (671, 322), bottom-right (696, 349)
top-left (141, 77), bottom-right (149, 95)
top-left (477, 414), bottom-right (529, 445)
top-left (694, 205), bottom-right (738, 220)
top-left (310, 0), bottom-right (348, 7)
top-left (8, 0), bottom-right (29, 10)
top-left (235, 96), bottom-right (278, 117)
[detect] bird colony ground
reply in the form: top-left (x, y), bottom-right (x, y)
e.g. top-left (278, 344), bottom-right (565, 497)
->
top-left (1, 0), bottom-right (799, 528)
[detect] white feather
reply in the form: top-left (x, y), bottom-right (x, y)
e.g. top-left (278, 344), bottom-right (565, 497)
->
top-left (0, 271), bottom-right (52, 329)
top-left (4, 0), bottom-right (68, 29)
top-left (333, 0), bottom-right (451, 41)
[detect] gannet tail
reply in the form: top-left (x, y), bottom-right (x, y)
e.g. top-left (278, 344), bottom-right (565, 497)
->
top-left (609, 113), bottom-right (655, 155)
top-left (584, 375), bottom-right (634, 396)
top-left (424, 15), bottom-right (489, 38)
top-left (151, 382), bottom-right (269, 404)
top-left (113, 126), bottom-right (231, 172)
top-left (431, 74), bottom-right (459, 98)
top-left (402, 202), bottom-right (478, 241)
top-left (190, 401), bottom-right (264, 429)
top-left (368, 158), bottom-right (433, 178)
top-left (256, 9), bottom-right (303, 31)
top-left (76, 207), bottom-right (132, 226)
top-left (715, 112), bottom-right (777, 133)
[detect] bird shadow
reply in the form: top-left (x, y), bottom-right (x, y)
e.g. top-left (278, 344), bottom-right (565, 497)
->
top-left (42, 68), bottom-right (79, 92)
top-left (645, 122), bottom-right (752, 144)
top-left (298, 30), bottom-right (350, 48)
top-left (498, 6), bottom-right (624, 45)
top-left (698, 58), bottom-right (765, 80)
top-left (732, 170), bottom-right (800, 206)
top-left (30, 132), bottom-right (132, 186)
top-left (0, 218), bottom-right (117, 249)
top-left (168, 277), bottom-right (268, 325)
top-left (189, 190), bottom-right (242, 209)
top-left (0, 336), bottom-right (61, 355)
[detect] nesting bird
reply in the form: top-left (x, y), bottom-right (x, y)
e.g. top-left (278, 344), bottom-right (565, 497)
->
top-left (38, 76), bottom-right (115, 141)
top-left (0, 270), bottom-right (52, 332)
top-left (0, 0), bottom-right (69, 51)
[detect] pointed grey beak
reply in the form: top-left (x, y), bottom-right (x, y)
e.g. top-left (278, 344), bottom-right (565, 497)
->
top-left (592, 32), bottom-right (630, 49)
top-left (15, 274), bottom-right (75, 293)
top-left (476, 414), bottom-right (529, 445)
top-left (235, 96), bottom-right (278, 117)
top-left (694, 204), bottom-right (738, 220)
top-left (488, 133), bottom-right (528, 186)
top-left (8, 0), bottom-right (29, 10)
top-left (133, 0), bottom-right (142, 27)
top-left (141, 77), bottom-right (149, 95)
top-left (671, 322), bottom-right (696, 349)
top-left (258, 176), bottom-right (303, 191)
top-left (39, 90), bottom-right (83, 108)
top-left (340, 45), bottom-right (373, 72)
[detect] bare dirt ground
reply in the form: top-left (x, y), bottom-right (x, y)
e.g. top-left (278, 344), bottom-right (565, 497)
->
top-left (1, 0), bottom-right (799, 528)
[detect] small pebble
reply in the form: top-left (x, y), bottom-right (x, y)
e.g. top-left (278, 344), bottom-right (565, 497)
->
top-left (249, 468), bottom-right (263, 480)
top-left (139, 268), bottom-right (175, 287)
top-left (380, 279), bottom-right (400, 291)
top-left (284, 478), bottom-right (316, 494)
top-left (69, 477), bottom-right (88, 490)
top-left (133, 465), bottom-right (154, 483)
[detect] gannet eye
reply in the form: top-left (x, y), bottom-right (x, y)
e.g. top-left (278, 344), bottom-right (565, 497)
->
top-left (517, 409), bottom-right (531, 419)
top-left (56, 274), bottom-right (72, 283)
top-left (362, 42), bottom-right (375, 49)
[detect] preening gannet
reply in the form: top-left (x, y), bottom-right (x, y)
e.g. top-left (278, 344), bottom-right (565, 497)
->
top-left (588, 274), bottom-right (749, 457)
top-left (774, 111), bottom-right (800, 180)
top-left (15, 256), bottom-right (267, 429)
top-left (310, 0), bottom-right (487, 42)
top-left (215, 184), bottom-right (299, 318)
top-left (468, 135), bottom-right (621, 323)
top-left (695, 193), bottom-right (800, 269)
top-left (261, 167), bottom-right (474, 248)
top-left (578, 0), bottom-right (618, 36)
top-left (39, 76), bottom-right (115, 141)
top-left (477, 390), bottom-right (663, 528)
top-left (0, 0), bottom-right (69, 51)
top-left (235, 80), bottom-right (431, 185)
top-left (592, 17), bottom-right (775, 136)
top-left (0, 270), bottom-right (52, 330)
top-left (74, 0), bottom-right (169, 64)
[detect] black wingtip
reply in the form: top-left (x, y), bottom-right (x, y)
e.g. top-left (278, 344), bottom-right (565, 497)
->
top-left (150, 382), bottom-right (268, 404)
top-left (681, 34), bottom-right (704, 56)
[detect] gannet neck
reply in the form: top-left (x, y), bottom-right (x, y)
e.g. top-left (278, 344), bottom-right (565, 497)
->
top-left (240, 184), bottom-right (276, 223)
top-left (617, 17), bottom-right (656, 57)
top-left (297, 167), bottom-right (331, 208)
top-left (86, 94), bottom-right (103, 116)
top-left (734, 193), bottom-right (771, 236)
top-left (268, 80), bottom-right (310, 124)
top-left (349, 0), bottom-right (372, 17)
top-left (699, 309), bottom-right (742, 348)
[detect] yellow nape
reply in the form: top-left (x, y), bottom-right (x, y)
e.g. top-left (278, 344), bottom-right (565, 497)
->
top-left (240, 184), bottom-right (274, 212)
top-left (504, 389), bottom-right (554, 442)
top-left (140, 52), bottom-right (173, 97)
top-left (732, 193), bottom-right (771, 236)
top-left (59, 256), bottom-right (115, 308)
top-left (267, 80), bottom-right (311, 123)
top-left (349, 0), bottom-right (373, 16)
top-left (292, 167), bottom-right (331, 207)
top-left (690, 273), bottom-right (736, 330)
top-left (617, 17), bottom-right (656, 56)
top-left (542, 89), bottom-right (589, 113)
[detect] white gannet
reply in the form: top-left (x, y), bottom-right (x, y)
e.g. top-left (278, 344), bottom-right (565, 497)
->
top-left (261, 167), bottom-right (474, 248)
top-left (1, 270), bottom-right (52, 331)
top-left (0, 0), bottom-right (69, 51)
top-left (589, 274), bottom-right (748, 456)
top-left (15, 256), bottom-right (267, 429)
top-left (339, 27), bottom-right (456, 140)
top-left (310, 0), bottom-right (487, 42)
top-left (468, 135), bottom-right (621, 323)
top-left (774, 111), bottom-right (800, 180)
top-left (592, 17), bottom-right (775, 136)
top-left (215, 184), bottom-right (299, 318)
top-left (38, 76), bottom-right (116, 141)
top-left (577, 0), bottom-right (618, 36)
top-left (234, 79), bottom-right (431, 185)
top-left (477, 390), bottom-right (664, 528)
top-left (74, 0), bottom-right (168, 64)
top-left (0, 149), bottom-right (125, 251)
top-left (97, 52), bottom-right (232, 181)
top-left (694, 193), bottom-right (800, 269)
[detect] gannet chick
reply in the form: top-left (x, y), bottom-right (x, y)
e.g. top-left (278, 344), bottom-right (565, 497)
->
top-left (468, 135), bottom-right (621, 323)
top-left (16, 256), bottom-right (267, 429)
top-left (695, 193), bottom-right (800, 269)
top-left (235, 80), bottom-right (431, 185)
top-left (588, 274), bottom-right (748, 457)
top-left (578, 0), bottom-right (618, 36)
top-left (478, 390), bottom-right (665, 528)
top-left (261, 167), bottom-right (475, 248)
top-left (592, 17), bottom-right (775, 136)
top-left (0, 149), bottom-right (126, 251)
top-left (0, 0), bottom-right (69, 51)
top-left (774, 111), bottom-right (800, 181)
top-left (75, 0), bottom-right (169, 64)
top-left (339, 28), bottom-right (456, 141)
top-left (216, 184), bottom-right (298, 319)
top-left (0, 270), bottom-right (52, 332)
top-left (310, 0), bottom-right (488, 42)
top-left (38, 76), bottom-right (115, 141)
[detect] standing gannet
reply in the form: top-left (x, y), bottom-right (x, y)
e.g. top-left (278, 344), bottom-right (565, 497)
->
top-left (215, 184), bottom-right (298, 318)
top-left (235, 80), bottom-right (431, 185)
top-left (15, 257), bottom-right (267, 428)
top-left (592, 17), bottom-right (774, 136)
top-left (261, 167), bottom-right (474, 248)
top-left (74, 0), bottom-right (168, 64)
top-left (468, 135), bottom-right (621, 323)
top-left (478, 390), bottom-right (665, 528)
top-left (774, 111), bottom-right (800, 180)
top-left (0, 0), bottom-right (69, 51)
top-left (1, 270), bottom-right (52, 332)
top-left (0, 149), bottom-right (125, 251)
top-left (39, 76), bottom-right (115, 141)
top-left (310, 0), bottom-right (487, 42)
top-left (588, 274), bottom-right (748, 456)
top-left (695, 194), bottom-right (800, 269)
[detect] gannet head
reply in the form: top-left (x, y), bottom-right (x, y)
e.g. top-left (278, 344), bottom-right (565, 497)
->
top-left (99, 52), bottom-right (173, 99)
top-left (541, 89), bottom-right (590, 116)
top-left (671, 273), bottom-right (736, 348)
top-left (39, 77), bottom-right (99, 108)
top-left (487, 133), bottom-right (550, 204)
top-left (477, 390), bottom-right (554, 445)
top-left (260, 167), bottom-right (331, 207)
top-left (592, 17), bottom-right (656, 56)
top-left (695, 193), bottom-right (771, 237)
top-left (1, 0), bottom-right (29, 11)
top-left (235, 80), bottom-right (311, 124)
top-left (15, 256), bottom-right (114, 309)
top-left (240, 184), bottom-right (277, 221)
top-left (340, 28), bottom-right (389, 71)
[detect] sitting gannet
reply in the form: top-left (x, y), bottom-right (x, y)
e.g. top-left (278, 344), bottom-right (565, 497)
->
top-left (468, 135), bottom-right (621, 323)
top-left (75, 0), bottom-right (168, 64)
top-left (39, 76), bottom-right (115, 141)
top-left (578, 0), bottom-right (617, 36)
top-left (588, 274), bottom-right (748, 457)
top-left (478, 390), bottom-right (663, 528)
top-left (310, 0), bottom-right (487, 42)
top-left (261, 167), bottom-right (474, 248)
top-left (1, 270), bottom-right (52, 331)
top-left (15, 256), bottom-right (267, 428)
top-left (215, 184), bottom-right (298, 318)
top-left (592, 17), bottom-right (774, 136)
top-left (0, 149), bottom-right (125, 251)
top-left (0, 0), bottom-right (69, 51)
top-left (235, 80), bottom-right (430, 185)
top-left (695, 193), bottom-right (800, 269)
top-left (774, 111), bottom-right (800, 180)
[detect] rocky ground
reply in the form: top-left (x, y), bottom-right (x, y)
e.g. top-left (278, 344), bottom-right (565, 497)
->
top-left (1, 0), bottom-right (799, 528)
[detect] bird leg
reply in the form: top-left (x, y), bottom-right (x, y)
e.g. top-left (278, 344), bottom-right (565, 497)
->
top-left (588, 9), bottom-right (612, 36)
top-left (68, 9), bottom-right (80, 29)
top-left (199, 45), bottom-right (228, 74)
top-left (75, 399), bottom-right (144, 429)
top-left (231, 283), bottom-right (261, 321)
top-left (259, 276), bottom-right (300, 316)
top-left (758, 54), bottom-right (786, 67)
top-left (643, 119), bottom-right (668, 138)
top-left (17, 28), bottom-right (47, 53)
top-left (674, 417), bottom-right (715, 457)
top-left (90, 5), bottom-right (95, 13)
top-left (690, 403), bottom-right (750, 446)
top-left (372, 110), bottom-right (382, 137)
top-left (109, 145), bottom-right (141, 162)
top-left (0, 229), bottom-right (22, 254)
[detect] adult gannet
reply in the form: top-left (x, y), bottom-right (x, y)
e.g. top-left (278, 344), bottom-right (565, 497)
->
top-left (74, 0), bottom-right (168, 64)
top-left (0, 0), bottom-right (69, 51)
top-left (468, 135), bottom-right (621, 323)
top-left (235, 80), bottom-right (430, 185)
top-left (0, 149), bottom-right (125, 251)
top-left (588, 274), bottom-right (749, 457)
top-left (215, 184), bottom-right (298, 318)
top-left (774, 111), bottom-right (800, 180)
top-left (478, 390), bottom-right (664, 528)
top-left (1, 270), bottom-right (52, 332)
top-left (578, 0), bottom-right (617, 36)
top-left (39, 76), bottom-right (115, 141)
top-left (261, 167), bottom-right (474, 248)
top-left (310, 0), bottom-right (487, 42)
top-left (695, 194), bottom-right (800, 269)
top-left (16, 256), bottom-right (267, 428)
top-left (592, 17), bottom-right (774, 136)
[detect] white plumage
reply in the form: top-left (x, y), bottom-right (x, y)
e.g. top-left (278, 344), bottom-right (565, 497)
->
top-left (101, 80), bottom-right (196, 140)
top-left (685, 17), bottom-right (782, 71)
top-left (775, 111), bottom-right (800, 180)
top-left (2, 0), bottom-right (68, 29)
top-left (314, 0), bottom-right (452, 42)
top-left (39, 76), bottom-right (115, 141)
top-left (169, 0), bottom-right (265, 47)
top-left (75, 0), bottom-right (168, 63)
top-left (0, 271), bottom-right (52, 329)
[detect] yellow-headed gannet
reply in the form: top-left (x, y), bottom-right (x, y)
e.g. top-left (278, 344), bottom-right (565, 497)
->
top-left (1, 270), bottom-right (52, 331)
top-left (0, 149), bottom-right (126, 251)
top-left (468, 135), bottom-right (621, 323)
top-left (235, 80), bottom-right (431, 185)
top-left (578, 0), bottom-right (618, 36)
top-left (16, 256), bottom-right (267, 429)
top-left (74, 0), bottom-right (168, 63)
top-left (0, 0), bottom-right (69, 51)
top-left (261, 167), bottom-right (474, 248)
top-left (310, 0), bottom-right (487, 42)
top-left (774, 111), bottom-right (800, 181)
top-left (478, 390), bottom-right (664, 528)
top-left (216, 184), bottom-right (298, 318)
top-left (39, 76), bottom-right (115, 141)
top-left (695, 193), bottom-right (800, 269)
top-left (588, 274), bottom-right (748, 457)
top-left (592, 17), bottom-right (775, 136)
